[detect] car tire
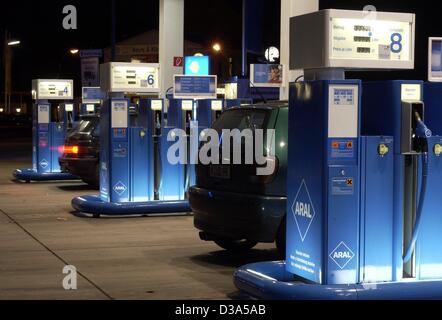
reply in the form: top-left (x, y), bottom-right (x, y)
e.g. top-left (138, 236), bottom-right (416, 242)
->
top-left (214, 239), bottom-right (258, 252)
top-left (276, 216), bottom-right (286, 259)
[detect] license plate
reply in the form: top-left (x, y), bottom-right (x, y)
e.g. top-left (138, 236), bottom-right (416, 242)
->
top-left (209, 165), bottom-right (231, 179)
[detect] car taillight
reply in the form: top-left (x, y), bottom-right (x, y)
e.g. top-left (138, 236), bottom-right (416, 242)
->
top-left (61, 146), bottom-right (79, 155)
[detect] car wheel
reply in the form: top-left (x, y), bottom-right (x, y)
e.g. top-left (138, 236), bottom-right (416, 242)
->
top-left (276, 216), bottom-right (286, 259)
top-left (214, 239), bottom-right (258, 252)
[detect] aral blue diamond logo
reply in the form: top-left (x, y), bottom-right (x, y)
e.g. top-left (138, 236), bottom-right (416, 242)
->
top-left (39, 159), bottom-right (49, 169)
top-left (113, 181), bottom-right (127, 196)
top-left (329, 242), bottom-right (355, 270)
top-left (291, 180), bottom-right (316, 242)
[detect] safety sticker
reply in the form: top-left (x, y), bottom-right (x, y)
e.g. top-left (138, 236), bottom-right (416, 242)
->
top-left (332, 177), bottom-right (354, 195)
top-left (330, 139), bottom-right (356, 159)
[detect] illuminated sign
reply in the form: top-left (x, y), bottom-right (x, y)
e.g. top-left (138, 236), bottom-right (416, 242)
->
top-left (173, 75), bottom-right (217, 99)
top-left (101, 62), bottom-right (161, 93)
top-left (32, 80), bottom-right (74, 100)
top-left (429, 37), bottom-right (442, 82)
top-left (290, 10), bottom-right (415, 70)
top-left (331, 18), bottom-right (412, 62)
top-left (184, 56), bottom-right (210, 76)
top-left (251, 64), bottom-right (283, 88)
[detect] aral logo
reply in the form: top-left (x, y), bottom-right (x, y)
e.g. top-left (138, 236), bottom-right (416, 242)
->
top-left (291, 180), bottom-right (316, 242)
top-left (329, 242), bottom-right (355, 270)
top-left (294, 202), bottom-right (312, 219)
top-left (113, 181), bottom-right (127, 196)
top-left (39, 159), bottom-right (49, 169)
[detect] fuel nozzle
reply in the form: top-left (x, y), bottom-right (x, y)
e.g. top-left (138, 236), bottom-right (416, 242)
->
top-left (415, 112), bottom-right (432, 139)
top-left (414, 111), bottom-right (432, 153)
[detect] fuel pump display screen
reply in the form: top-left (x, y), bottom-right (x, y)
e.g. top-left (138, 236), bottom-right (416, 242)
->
top-left (331, 18), bottom-right (412, 62)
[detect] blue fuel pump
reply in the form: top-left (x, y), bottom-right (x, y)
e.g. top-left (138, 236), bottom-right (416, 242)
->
top-left (233, 9), bottom-right (442, 300)
top-left (14, 99), bottom-right (79, 182)
top-left (71, 97), bottom-right (196, 217)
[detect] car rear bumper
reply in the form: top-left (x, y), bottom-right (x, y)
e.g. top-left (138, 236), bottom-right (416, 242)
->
top-left (59, 157), bottom-right (98, 180)
top-left (189, 186), bottom-right (286, 243)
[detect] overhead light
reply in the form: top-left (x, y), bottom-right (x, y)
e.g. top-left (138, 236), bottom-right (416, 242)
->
top-left (16, 108), bottom-right (22, 113)
top-left (0, 108), bottom-right (4, 113)
top-left (212, 43), bottom-right (222, 52)
top-left (194, 53), bottom-right (204, 57)
top-left (8, 40), bottom-right (20, 46)
top-left (70, 49), bottom-right (80, 55)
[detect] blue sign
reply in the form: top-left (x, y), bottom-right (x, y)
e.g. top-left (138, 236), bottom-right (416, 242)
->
top-left (174, 75), bottom-right (217, 99)
top-left (80, 49), bottom-right (103, 58)
top-left (82, 87), bottom-right (104, 102)
top-left (185, 56), bottom-right (210, 76)
top-left (251, 64), bottom-right (283, 88)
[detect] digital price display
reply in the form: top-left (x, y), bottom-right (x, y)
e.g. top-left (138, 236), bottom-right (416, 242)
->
top-left (101, 63), bottom-right (161, 93)
top-left (331, 18), bottom-right (412, 62)
top-left (173, 75), bottom-right (217, 99)
top-left (111, 64), bottom-right (160, 92)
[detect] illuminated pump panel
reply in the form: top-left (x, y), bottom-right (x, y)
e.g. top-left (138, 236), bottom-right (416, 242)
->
top-left (82, 87), bottom-right (103, 104)
top-left (225, 83), bottom-right (238, 100)
top-left (428, 37), bottom-right (442, 82)
top-left (173, 75), bottom-right (217, 100)
top-left (100, 62), bottom-right (161, 94)
top-left (290, 9), bottom-right (415, 70)
top-left (32, 79), bottom-right (74, 100)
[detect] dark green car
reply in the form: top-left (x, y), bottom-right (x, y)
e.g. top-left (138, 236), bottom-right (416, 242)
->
top-left (189, 102), bottom-right (288, 254)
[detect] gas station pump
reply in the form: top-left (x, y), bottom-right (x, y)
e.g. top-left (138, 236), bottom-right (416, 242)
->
top-left (14, 79), bottom-right (79, 182)
top-left (234, 9), bottom-right (442, 300)
top-left (224, 78), bottom-right (253, 109)
top-left (196, 99), bottom-right (224, 128)
top-left (159, 99), bottom-right (195, 200)
top-left (72, 62), bottom-right (191, 217)
top-left (81, 87), bottom-right (102, 116)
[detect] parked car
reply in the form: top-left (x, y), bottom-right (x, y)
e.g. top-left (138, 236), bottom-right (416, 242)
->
top-left (189, 102), bottom-right (288, 254)
top-left (59, 115), bottom-right (100, 187)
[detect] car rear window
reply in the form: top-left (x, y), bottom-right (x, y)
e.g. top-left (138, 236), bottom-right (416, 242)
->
top-left (212, 108), bottom-right (271, 134)
top-left (73, 117), bottom-right (99, 134)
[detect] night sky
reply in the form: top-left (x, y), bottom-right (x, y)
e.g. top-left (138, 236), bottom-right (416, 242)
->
top-left (0, 0), bottom-right (279, 94)
top-left (0, 0), bottom-right (441, 95)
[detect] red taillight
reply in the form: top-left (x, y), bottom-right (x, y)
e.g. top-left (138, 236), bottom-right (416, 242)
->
top-left (61, 146), bottom-right (79, 155)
